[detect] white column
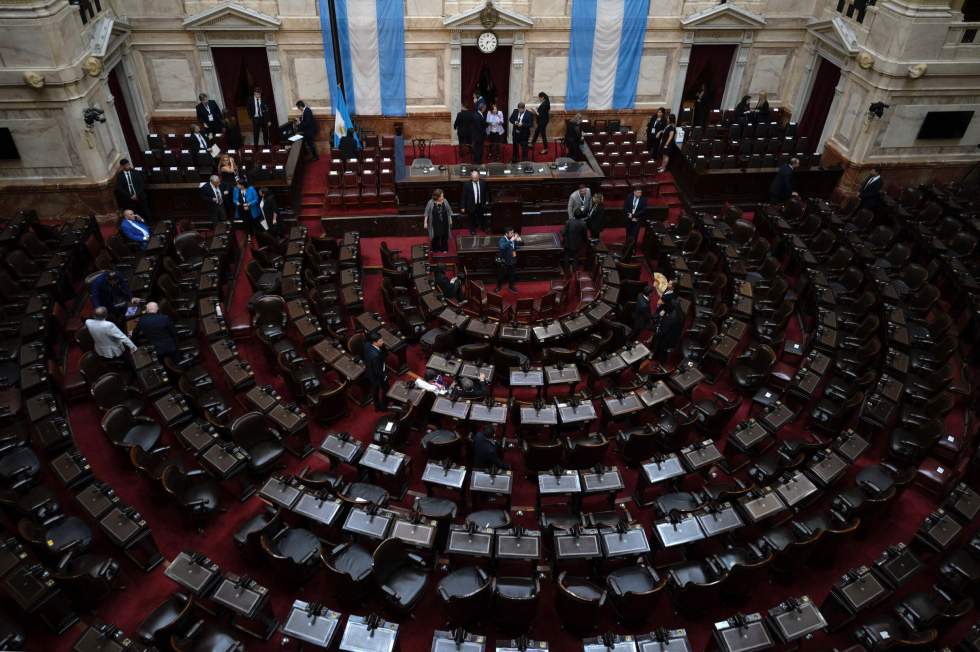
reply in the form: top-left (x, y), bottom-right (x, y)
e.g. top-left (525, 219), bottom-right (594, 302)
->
top-left (509, 30), bottom-right (526, 110)
top-left (793, 42), bottom-right (819, 118)
top-left (195, 33), bottom-right (223, 106)
top-left (817, 67), bottom-right (848, 152)
top-left (119, 45), bottom-right (149, 150)
top-left (670, 40), bottom-right (693, 115)
top-left (266, 34), bottom-right (289, 124)
top-left (99, 73), bottom-right (130, 162)
top-left (720, 39), bottom-right (749, 110)
top-left (450, 31), bottom-right (462, 145)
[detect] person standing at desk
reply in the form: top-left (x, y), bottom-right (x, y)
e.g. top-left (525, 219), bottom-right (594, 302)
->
top-left (567, 184), bottom-right (591, 220)
top-left (258, 187), bottom-right (279, 234)
top-left (485, 102), bottom-right (505, 161)
top-left (562, 211), bottom-right (587, 273)
top-left (769, 157), bottom-right (799, 203)
top-left (114, 159), bottom-right (151, 221)
top-left (473, 427), bottom-right (510, 470)
top-left (495, 227), bottom-right (521, 294)
top-left (453, 103), bottom-right (475, 161)
top-left (509, 102), bottom-right (532, 163)
top-left (233, 179), bottom-right (262, 231)
top-left (585, 192), bottom-right (606, 240)
top-left (250, 87), bottom-right (271, 146)
top-left (85, 307), bottom-right (137, 362)
top-left (471, 105), bottom-right (487, 164)
top-left (196, 93), bottom-right (224, 138)
top-left (200, 175), bottom-right (227, 224)
top-left (294, 100), bottom-right (319, 161)
top-left (652, 293), bottom-right (683, 362)
top-left (857, 165), bottom-right (883, 213)
top-left (364, 331), bottom-right (389, 411)
top-left (565, 114), bottom-right (584, 161)
top-left (119, 209), bottom-right (150, 250)
top-left (646, 108), bottom-right (666, 159)
top-left (530, 91), bottom-right (551, 155)
top-left (133, 301), bottom-right (178, 365)
top-left (460, 170), bottom-right (488, 235)
top-left (625, 187), bottom-right (647, 242)
top-left (630, 284), bottom-right (653, 341)
top-left (423, 188), bottom-right (453, 253)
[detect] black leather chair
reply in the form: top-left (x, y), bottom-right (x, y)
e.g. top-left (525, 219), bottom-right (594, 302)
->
top-left (556, 571), bottom-right (607, 634)
top-left (18, 514), bottom-right (93, 560)
top-left (372, 538), bottom-right (429, 614)
top-left (137, 592), bottom-right (196, 649)
top-left (729, 344), bottom-right (776, 392)
top-left (52, 551), bottom-right (122, 602)
top-left (322, 542), bottom-right (374, 605)
top-left (606, 564), bottom-right (666, 623)
top-left (229, 412), bottom-right (285, 477)
top-left (309, 379), bottom-right (349, 424)
top-left (245, 260), bottom-right (281, 294)
top-left (437, 566), bottom-right (492, 626)
top-left (566, 434), bottom-right (609, 469)
top-left (100, 406), bottom-right (162, 452)
top-left (667, 559), bottom-right (728, 618)
top-left (0, 443), bottom-right (40, 491)
top-left (493, 576), bottom-right (540, 634)
top-left (90, 373), bottom-right (146, 416)
top-left (854, 614), bottom-right (937, 650)
top-left (161, 464), bottom-right (222, 528)
top-left (466, 509), bottom-right (512, 530)
top-left (171, 619), bottom-right (246, 652)
top-left (693, 392), bottom-right (740, 432)
top-left (261, 523), bottom-right (321, 584)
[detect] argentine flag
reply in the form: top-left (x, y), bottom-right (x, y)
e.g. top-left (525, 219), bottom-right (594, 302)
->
top-left (332, 84), bottom-right (358, 149)
top-left (317, 0), bottom-right (406, 117)
top-left (566, 0), bottom-right (651, 111)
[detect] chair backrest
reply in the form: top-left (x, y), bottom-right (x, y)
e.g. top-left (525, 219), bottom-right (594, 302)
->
top-left (252, 295), bottom-right (286, 326)
top-left (230, 411), bottom-right (269, 447)
top-left (91, 373), bottom-right (128, 410)
top-left (100, 406), bottom-right (132, 444)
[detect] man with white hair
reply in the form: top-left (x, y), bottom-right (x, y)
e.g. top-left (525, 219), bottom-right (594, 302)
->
top-left (200, 174), bottom-right (227, 223)
top-left (85, 307), bottom-right (137, 361)
top-left (133, 302), bottom-right (178, 364)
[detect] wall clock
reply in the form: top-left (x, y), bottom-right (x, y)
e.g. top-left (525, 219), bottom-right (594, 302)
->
top-left (477, 31), bottom-right (498, 54)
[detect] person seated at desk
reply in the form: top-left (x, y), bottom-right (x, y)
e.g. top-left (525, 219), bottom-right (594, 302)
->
top-left (90, 270), bottom-right (138, 326)
top-left (433, 265), bottom-right (464, 301)
top-left (133, 301), bottom-right (178, 364)
top-left (411, 369), bottom-right (451, 395)
top-left (119, 209), bottom-right (150, 250)
top-left (473, 426), bottom-right (510, 470)
top-left (456, 375), bottom-right (488, 401)
top-left (186, 123), bottom-right (211, 153)
top-left (85, 307), bottom-right (137, 362)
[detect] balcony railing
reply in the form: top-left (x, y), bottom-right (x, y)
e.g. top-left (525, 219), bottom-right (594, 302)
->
top-left (835, 0), bottom-right (876, 24)
top-left (69, 0), bottom-right (104, 25)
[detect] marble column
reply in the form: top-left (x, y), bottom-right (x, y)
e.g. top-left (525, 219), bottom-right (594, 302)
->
top-left (817, 66), bottom-right (848, 151)
top-left (450, 31), bottom-right (462, 145)
top-left (670, 41), bottom-right (692, 115)
top-left (792, 41), bottom-right (818, 118)
top-left (195, 33), bottom-right (223, 107)
top-left (119, 45), bottom-right (149, 150)
top-left (266, 34), bottom-right (289, 124)
top-left (509, 31), bottom-right (526, 110)
top-left (99, 74), bottom-right (130, 162)
top-left (720, 41), bottom-right (749, 110)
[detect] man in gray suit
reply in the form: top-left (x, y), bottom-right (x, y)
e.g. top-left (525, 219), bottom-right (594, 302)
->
top-left (85, 307), bottom-right (137, 361)
top-left (567, 184), bottom-right (591, 220)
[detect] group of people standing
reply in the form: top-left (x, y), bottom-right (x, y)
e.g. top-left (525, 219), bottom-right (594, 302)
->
top-left (644, 108), bottom-right (679, 174)
top-left (454, 92), bottom-right (551, 164)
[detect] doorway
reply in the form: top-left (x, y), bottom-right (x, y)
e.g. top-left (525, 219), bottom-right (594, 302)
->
top-left (681, 44), bottom-right (736, 123)
top-left (797, 57), bottom-right (842, 149)
top-left (211, 47), bottom-right (280, 145)
top-left (107, 65), bottom-right (141, 163)
top-left (461, 45), bottom-right (511, 115)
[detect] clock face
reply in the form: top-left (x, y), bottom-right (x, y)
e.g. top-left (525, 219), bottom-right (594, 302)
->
top-left (477, 31), bottom-right (498, 54)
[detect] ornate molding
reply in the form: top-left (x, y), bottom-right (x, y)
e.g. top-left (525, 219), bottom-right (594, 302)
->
top-left (183, 1), bottom-right (281, 32)
top-left (681, 4), bottom-right (766, 30)
top-left (443, 1), bottom-right (533, 31)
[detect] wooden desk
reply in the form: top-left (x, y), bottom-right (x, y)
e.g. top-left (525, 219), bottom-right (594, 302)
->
top-left (456, 232), bottom-right (563, 279)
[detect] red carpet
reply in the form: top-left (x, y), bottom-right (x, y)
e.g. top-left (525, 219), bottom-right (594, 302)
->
top-left (32, 207), bottom-right (976, 652)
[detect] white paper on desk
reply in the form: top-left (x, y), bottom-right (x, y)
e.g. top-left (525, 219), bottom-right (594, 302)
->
top-left (209, 144), bottom-right (221, 158)
top-left (288, 134), bottom-right (303, 142)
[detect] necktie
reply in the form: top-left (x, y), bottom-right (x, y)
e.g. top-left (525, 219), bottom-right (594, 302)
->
top-left (518, 112), bottom-right (524, 126)
top-left (633, 197), bottom-right (638, 212)
top-left (474, 182), bottom-right (479, 204)
top-left (255, 99), bottom-right (260, 118)
top-left (204, 103), bottom-right (212, 121)
top-left (126, 171), bottom-right (134, 195)
top-left (213, 185), bottom-right (220, 203)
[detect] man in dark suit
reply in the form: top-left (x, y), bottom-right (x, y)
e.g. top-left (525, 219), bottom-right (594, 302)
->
top-left (652, 293), bottom-right (684, 362)
top-left (363, 331), bottom-right (388, 411)
top-left (857, 165), bottom-right (882, 212)
top-left (186, 124), bottom-right (211, 153)
top-left (90, 269), bottom-right (135, 326)
top-left (630, 285), bottom-right (653, 340)
top-left (295, 100), bottom-right (319, 161)
top-left (133, 302), bottom-right (178, 364)
top-left (473, 426), bottom-right (510, 470)
top-left (624, 187), bottom-right (647, 242)
top-left (113, 159), bottom-right (151, 220)
top-left (249, 87), bottom-right (271, 146)
top-left (496, 227), bottom-right (521, 293)
top-left (460, 169), bottom-right (489, 234)
top-left (200, 175), bottom-right (227, 223)
top-left (196, 93), bottom-right (224, 137)
top-left (769, 157), bottom-right (799, 203)
top-left (509, 102), bottom-right (533, 163)
top-left (453, 104), bottom-right (474, 161)
top-left (562, 213), bottom-right (587, 272)
top-left (471, 106), bottom-right (487, 164)
top-left (258, 187), bottom-right (279, 234)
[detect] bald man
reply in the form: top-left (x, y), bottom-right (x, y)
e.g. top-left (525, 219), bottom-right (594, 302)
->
top-left (133, 301), bottom-right (178, 364)
top-left (85, 307), bottom-right (137, 361)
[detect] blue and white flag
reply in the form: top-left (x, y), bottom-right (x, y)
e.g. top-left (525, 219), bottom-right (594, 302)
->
top-left (331, 83), bottom-right (358, 148)
top-left (317, 0), bottom-right (406, 117)
top-left (566, 0), bottom-right (651, 111)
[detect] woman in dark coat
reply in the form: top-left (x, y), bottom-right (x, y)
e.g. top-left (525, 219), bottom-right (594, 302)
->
top-left (423, 188), bottom-right (453, 253)
top-left (585, 192), bottom-right (605, 240)
top-left (652, 291), bottom-right (684, 361)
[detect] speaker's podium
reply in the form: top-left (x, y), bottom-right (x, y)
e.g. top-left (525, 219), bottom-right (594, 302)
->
top-left (490, 190), bottom-right (523, 233)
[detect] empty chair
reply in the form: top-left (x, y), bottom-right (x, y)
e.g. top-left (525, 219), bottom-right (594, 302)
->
top-left (556, 571), bottom-right (607, 634)
top-left (438, 566), bottom-right (492, 627)
top-left (493, 576), bottom-right (540, 634)
top-left (52, 551), bottom-right (122, 603)
top-left (18, 514), bottom-right (93, 559)
top-left (667, 560), bottom-right (727, 618)
top-left (323, 541), bottom-right (374, 604)
top-left (229, 412), bottom-right (286, 476)
top-left (729, 344), bottom-right (776, 392)
top-left (101, 406), bottom-right (162, 452)
top-left (90, 372), bottom-right (146, 416)
top-left (606, 564), bottom-right (666, 623)
top-left (261, 522), bottom-right (321, 583)
top-left (171, 620), bottom-right (246, 652)
top-left (161, 464), bottom-right (222, 528)
top-left (372, 538), bottom-right (430, 614)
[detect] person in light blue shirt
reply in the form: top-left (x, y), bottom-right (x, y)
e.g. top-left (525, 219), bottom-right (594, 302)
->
top-left (119, 209), bottom-right (150, 250)
top-left (232, 179), bottom-right (262, 231)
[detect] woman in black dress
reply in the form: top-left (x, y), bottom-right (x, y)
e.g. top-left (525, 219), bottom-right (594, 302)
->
top-left (224, 111), bottom-right (244, 150)
top-left (646, 108), bottom-right (667, 159)
top-left (756, 92), bottom-right (771, 123)
top-left (658, 113), bottom-right (677, 173)
top-left (423, 188), bottom-right (453, 253)
top-left (734, 95), bottom-right (752, 119)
